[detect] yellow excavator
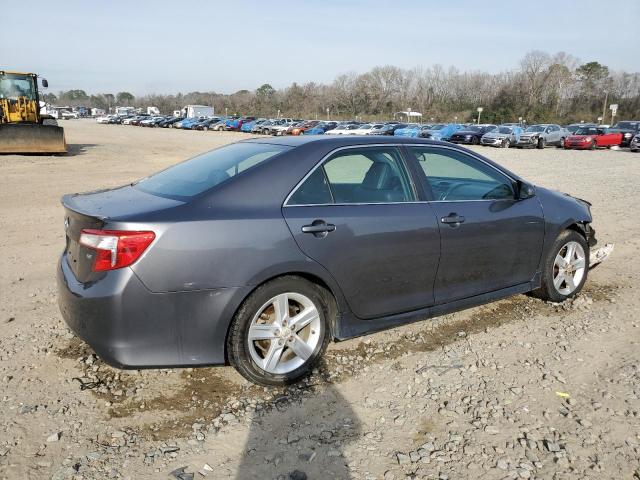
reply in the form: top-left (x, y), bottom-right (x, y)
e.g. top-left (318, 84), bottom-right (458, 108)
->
top-left (0, 70), bottom-right (67, 154)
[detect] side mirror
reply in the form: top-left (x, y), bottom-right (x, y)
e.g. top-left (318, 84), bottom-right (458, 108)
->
top-left (41, 78), bottom-right (48, 88)
top-left (517, 180), bottom-right (536, 200)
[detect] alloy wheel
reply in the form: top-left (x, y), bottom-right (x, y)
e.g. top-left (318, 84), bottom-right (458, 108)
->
top-left (247, 292), bottom-right (321, 374)
top-left (553, 241), bottom-right (586, 295)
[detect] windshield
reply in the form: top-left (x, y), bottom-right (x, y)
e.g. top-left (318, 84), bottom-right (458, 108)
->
top-left (613, 121), bottom-right (639, 130)
top-left (429, 124), bottom-right (445, 130)
top-left (0, 73), bottom-right (37, 100)
top-left (135, 143), bottom-right (291, 200)
top-left (575, 127), bottom-right (600, 135)
top-left (497, 127), bottom-right (512, 134)
top-left (525, 125), bottom-right (546, 133)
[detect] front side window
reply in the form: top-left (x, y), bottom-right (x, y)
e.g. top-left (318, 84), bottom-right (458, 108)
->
top-left (287, 147), bottom-right (415, 205)
top-left (135, 142), bottom-right (290, 200)
top-left (408, 147), bottom-right (515, 201)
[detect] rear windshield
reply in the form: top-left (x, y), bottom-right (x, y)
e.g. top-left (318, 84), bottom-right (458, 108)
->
top-left (134, 142), bottom-right (290, 200)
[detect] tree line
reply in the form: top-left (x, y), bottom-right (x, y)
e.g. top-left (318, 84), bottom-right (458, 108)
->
top-left (44, 51), bottom-right (640, 124)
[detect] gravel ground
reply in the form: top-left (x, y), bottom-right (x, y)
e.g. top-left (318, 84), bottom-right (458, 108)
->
top-left (0, 120), bottom-right (638, 480)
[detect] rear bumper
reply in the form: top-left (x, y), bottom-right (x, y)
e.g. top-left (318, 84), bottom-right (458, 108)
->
top-left (57, 254), bottom-right (250, 368)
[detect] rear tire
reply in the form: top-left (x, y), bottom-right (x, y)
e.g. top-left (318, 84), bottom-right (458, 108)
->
top-left (557, 137), bottom-right (565, 148)
top-left (531, 230), bottom-right (589, 303)
top-left (227, 276), bottom-right (332, 386)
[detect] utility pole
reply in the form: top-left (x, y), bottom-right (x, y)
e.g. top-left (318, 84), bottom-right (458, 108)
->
top-left (602, 91), bottom-right (608, 125)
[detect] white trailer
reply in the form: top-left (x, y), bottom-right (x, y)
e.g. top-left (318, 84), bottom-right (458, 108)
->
top-left (115, 106), bottom-right (136, 116)
top-left (183, 105), bottom-right (214, 118)
top-left (147, 106), bottom-right (160, 115)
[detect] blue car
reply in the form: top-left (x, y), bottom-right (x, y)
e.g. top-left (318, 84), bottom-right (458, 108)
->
top-left (394, 124), bottom-right (429, 137)
top-left (225, 117), bottom-right (256, 131)
top-left (241, 120), bottom-right (256, 132)
top-left (175, 117), bottom-right (204, 129)
top-left (304, 122), bottom-right (337, 135)
top-left (419, 123), bottom-right (464, 141)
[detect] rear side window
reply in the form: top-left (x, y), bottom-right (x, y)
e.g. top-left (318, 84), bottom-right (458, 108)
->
top-left (135, 143), bottom-right (290, 200)
top-left (287, 147), bottom-right (415, 205)
top-left (408, 146), bottom-right (515, 201)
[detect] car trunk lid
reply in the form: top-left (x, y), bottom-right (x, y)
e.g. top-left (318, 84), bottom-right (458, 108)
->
top-left (61, 185), bottom-right (183, 282)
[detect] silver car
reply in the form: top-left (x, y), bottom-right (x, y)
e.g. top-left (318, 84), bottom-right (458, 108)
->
top-left (480, 125), bottom-right (523, 148)
top-left (516, 124), bottom-right (569, 149)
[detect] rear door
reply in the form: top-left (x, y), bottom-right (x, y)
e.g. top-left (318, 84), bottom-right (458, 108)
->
top-left (282, 146), bottom-right (441, 319)
top-left (405, 145), bottom-right (544, 304)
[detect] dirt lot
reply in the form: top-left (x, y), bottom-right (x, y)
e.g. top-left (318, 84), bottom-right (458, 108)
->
top-left (1, 120), bottom-right (639, 480)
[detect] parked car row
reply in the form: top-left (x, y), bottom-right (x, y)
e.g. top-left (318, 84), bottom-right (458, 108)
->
top-left (96, 113), bottom-right (640, 151)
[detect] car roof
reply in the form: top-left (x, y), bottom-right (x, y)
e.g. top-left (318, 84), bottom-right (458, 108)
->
top-left (239, 135), bottom-right (452, 148)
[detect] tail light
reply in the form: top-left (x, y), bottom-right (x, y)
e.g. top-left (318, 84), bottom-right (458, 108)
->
top-left (79, 229), bottom-right (155, 271)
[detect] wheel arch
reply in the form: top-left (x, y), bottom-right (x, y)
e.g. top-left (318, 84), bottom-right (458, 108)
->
top-left (222, 270), bottom-right (345, 364)
top-left (566, 221), bottom-right (588, 239)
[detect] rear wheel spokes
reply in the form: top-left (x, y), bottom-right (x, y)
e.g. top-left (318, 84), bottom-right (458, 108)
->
top-left (247, 292), bottom-right (321, 374)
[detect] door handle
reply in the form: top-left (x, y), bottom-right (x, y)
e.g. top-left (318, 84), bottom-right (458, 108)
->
top-left (441, 213), bottom-right (465, 226)
top-left (302, 220), bottom-right (336, 237)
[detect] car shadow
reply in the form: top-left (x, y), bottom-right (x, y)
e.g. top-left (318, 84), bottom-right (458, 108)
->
top-left (235, 362), bottom-right (361, 480)
top-left (66, 143), bottom-right (98, 156)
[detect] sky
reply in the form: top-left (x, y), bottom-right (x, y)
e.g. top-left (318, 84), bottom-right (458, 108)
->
top-left (2, 0), bottom-right (638, 95)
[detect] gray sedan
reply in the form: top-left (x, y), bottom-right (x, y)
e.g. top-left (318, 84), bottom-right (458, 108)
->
top-left (58, 136), bottom-right (599, 385)
top-left (480, 125), bottom-right (522, 148)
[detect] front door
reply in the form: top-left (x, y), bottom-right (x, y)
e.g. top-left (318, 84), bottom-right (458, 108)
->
top-left (405, 145), bottom-right (545, 304)
top-left (282, 146), bottom-right (441, 319)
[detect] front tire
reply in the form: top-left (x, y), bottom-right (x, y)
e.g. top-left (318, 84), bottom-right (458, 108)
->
top-left (502, 139), bottom-right (511, 148)
top-left (227, 276), bottom-right (331, 386)
top-left (537, 137), bottom-right (546, 149)
top-left (532, 230), bottom-right (589, 303)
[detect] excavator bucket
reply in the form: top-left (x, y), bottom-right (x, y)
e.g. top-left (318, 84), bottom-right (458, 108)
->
top-left (0, 123), bottom-right (67, 154)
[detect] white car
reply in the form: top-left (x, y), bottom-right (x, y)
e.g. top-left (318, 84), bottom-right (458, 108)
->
top-left (96, 115), bottom-right (114, 124)
top-left (61, 111), bottom-right (79, 119)
top-left (325, 124), bottom-right (360, 135)
top-left (351, 123), bottom-right (384, 135)
top-left (270, 121), bottom-right (296, 136)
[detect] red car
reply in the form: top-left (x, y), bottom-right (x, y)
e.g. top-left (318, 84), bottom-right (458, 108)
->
top-left (564, 126), bottom-right (623, 150)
